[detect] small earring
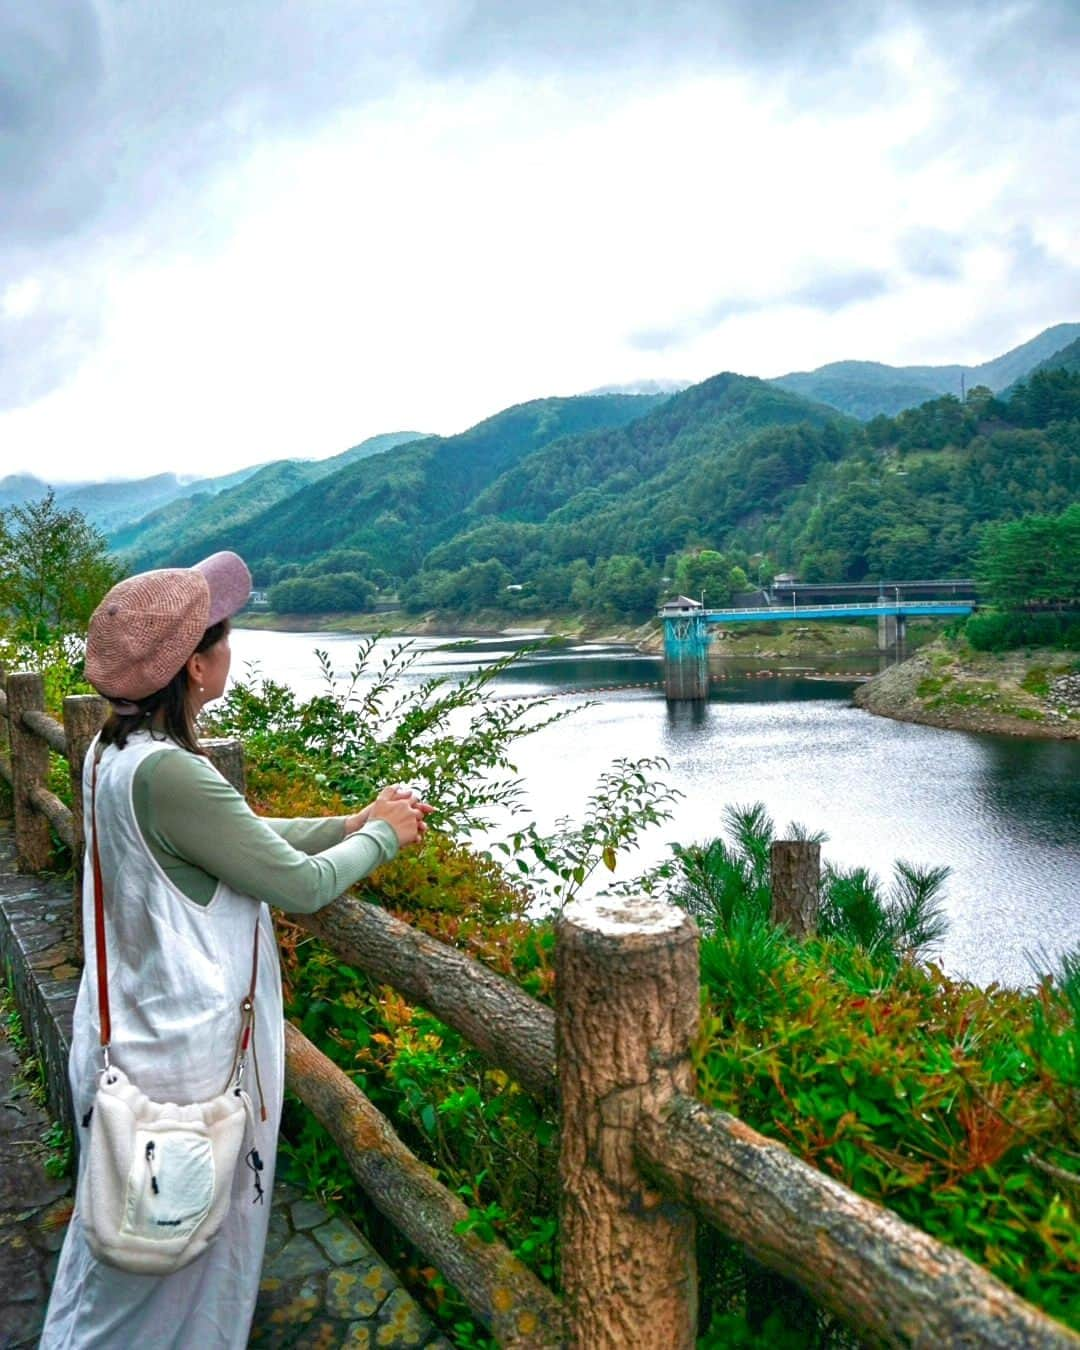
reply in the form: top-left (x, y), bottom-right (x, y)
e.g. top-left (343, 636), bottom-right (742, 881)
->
top-left (199, 684), bottom-right (205, 693)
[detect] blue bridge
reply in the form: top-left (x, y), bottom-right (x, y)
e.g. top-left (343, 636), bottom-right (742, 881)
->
top-left (659, 584), bottom-right (976, 701)
top-left (700, 600), bottom-right (975, 624)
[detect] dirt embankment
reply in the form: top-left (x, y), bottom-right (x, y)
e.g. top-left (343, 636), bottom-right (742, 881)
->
top-left (236, 612), bottom-right (941, 659)
top-left (234, 609), bottom-right (655, 643)
top-left (854, 644), bottom-right (1080, 739)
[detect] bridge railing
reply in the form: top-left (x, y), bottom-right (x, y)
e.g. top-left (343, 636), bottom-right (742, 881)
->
top-left (703, 600), bottom-right (975, 618)
top-left (0, 663), bottom-right (1074, 1347)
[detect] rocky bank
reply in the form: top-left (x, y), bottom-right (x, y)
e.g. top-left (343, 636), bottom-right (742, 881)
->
top-left (854, 644), bottom-right (1080, 739)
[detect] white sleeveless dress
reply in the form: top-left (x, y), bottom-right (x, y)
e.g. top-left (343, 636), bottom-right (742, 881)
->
top-left (41, 732), bottom-right (284, 1349)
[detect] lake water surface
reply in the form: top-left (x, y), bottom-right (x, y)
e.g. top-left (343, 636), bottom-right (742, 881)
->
top-left (229, 627), bottom-right (1079, 989)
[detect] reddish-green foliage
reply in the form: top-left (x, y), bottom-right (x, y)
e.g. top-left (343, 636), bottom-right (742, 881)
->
top-left (694, 937), bottom-right (1079, 1330)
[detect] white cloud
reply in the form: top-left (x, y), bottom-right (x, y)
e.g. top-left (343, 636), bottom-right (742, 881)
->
top-left (1, 6), bottom-right (1077, 481)
top-left (2, 278), bottom-right (42, 319)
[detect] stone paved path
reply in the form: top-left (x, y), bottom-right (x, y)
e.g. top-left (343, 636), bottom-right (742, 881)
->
top-left (252, 1186), bottom-right (451, 1347)
top-left (0, 1023), bottom-right (72, 1349)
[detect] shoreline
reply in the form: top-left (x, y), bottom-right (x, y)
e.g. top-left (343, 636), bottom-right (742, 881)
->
top-left (235, 609), bottom-right (929, 659)
top-left (853, 643), bottom-right (1080, 740)
top-left (234, 609), bottom-right (650, 644)
top-left (235, 614), bottom-right (1079, 741)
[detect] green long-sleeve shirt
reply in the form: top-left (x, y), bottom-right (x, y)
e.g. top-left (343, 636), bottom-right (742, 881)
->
top-left (130, 749), bottom-right (398, 910)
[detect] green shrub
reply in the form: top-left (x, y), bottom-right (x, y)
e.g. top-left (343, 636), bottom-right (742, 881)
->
top-left (694, 942), bottom-right (1080, 1333)
top-left (666, 803), bottom-right (948, 968)
top-left (208, 637), bottom-right (576, 835)
top-left (965, 611), bottom-right (1080, 651)
top-left (1021, 666), bottom-right (1051, 696)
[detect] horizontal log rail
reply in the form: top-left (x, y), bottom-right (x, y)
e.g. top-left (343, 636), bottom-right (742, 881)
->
top-left (27, 783), bottom-right (76, 851)
top-left (284, 1022), bottom-right (564, 1347)
top-left (636, 1096), bottom-right (1076, 1348)
top-left (21, 707), bottom-right (68, 756)
top-left (297, 898), bottom-right (557, 1101)
top-left (1, 662), bottom-right (1076, 1347)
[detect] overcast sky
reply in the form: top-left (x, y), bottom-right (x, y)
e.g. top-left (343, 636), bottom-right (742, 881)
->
top-left (2, 1), bottom-right (1078, 483)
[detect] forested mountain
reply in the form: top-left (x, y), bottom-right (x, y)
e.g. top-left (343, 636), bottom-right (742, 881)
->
top-left (114, 430), bottom-right (424, 565)
top-left (772, 323), bottom-right (1080, 419)
top-left (403, 365), bottom-right (1079, 615)
top-left (20, 325), bottom-right (1074, 623)
top-left (407, 376), bottom-right (855, 611)
top-left (769, 372), bottom-right (1079, 584)
top-left (0, 466), bottom-right (263, 534)
top-left (468, 376), bottom-right (843, 524)
top-left (1008, 336), bottom-right (1080, 389)
top-left (133, 393), bottom-right (667, 577)
top-left (122, 354), bottom-right (1074, 619)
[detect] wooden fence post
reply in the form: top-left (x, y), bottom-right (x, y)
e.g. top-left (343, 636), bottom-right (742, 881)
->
top-left (202, 737), bottom-right (246, 794)
top-left (755, 838), bottom-right (823, 1336)
top-left (8, 672), bottom-right (52, 872)
top-left (62, 693), bottom-right (109, 943)
top-left (0, 663), bottom-right (10, 800)
top-left (556, 895), bottom-right (699, 1348)
top-left (770, 840), bottom-right (820, 938)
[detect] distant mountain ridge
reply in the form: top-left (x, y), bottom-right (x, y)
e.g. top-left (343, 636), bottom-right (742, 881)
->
top-left (115, 431), bottom-right (425, 565)
top-left (0, 466), bottom-right (266, 533)
top-left (1009, 335), bottom-right (1080, 388)
top-left (1, 432), bottom-right (425, 547)
top-left (7, 322), bottom-right (1075, 603)
top-left (129, 394), bottom-right (668, 575)
top-left (584, 378), bottom-right (692, 397)
top-left (771, 322), bottom-right (1080, 419)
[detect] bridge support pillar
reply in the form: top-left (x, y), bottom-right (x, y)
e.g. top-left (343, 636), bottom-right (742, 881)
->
top-left (877, 614), bottom-right (906, 651)
top-left (663, 614), bottom-right (710, 701)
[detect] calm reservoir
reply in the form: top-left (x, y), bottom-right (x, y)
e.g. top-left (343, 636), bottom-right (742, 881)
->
top-left (229, 628), bottom-right (1079, 989)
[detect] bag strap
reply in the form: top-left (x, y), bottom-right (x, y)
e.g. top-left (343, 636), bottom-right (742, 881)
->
top-left (90, 747), bottom-right (262, 1112)
top-left (233, 920), bottom-right (268, 1120)
top-left (90, 755), bottom-right (112, 1057)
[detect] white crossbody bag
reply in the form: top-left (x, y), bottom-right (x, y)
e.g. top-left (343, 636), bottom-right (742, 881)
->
top-left (76, 754), bottom-right (267, 1274)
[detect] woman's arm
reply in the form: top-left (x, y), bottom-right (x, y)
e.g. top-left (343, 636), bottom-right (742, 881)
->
top-left (258, 786), bottom-right (432, 852)
top-left (259, 815), bottom-right (347, 854)
top-left (133, 751), bottom-right (407, 912)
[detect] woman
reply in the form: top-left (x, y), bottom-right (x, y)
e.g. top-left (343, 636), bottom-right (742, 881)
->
top-left (41, 552), bottom-right (428, 1349)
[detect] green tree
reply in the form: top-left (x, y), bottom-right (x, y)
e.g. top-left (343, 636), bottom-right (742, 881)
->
top-left (569, 563), bottom-right (594, 610)
top-left (463, 559), bottom-right (511, 608)
top-left (268, 572), bottom-right (375, 613)
top-left (303, 548), bottom-right (374, 577)
top-left (593, 555), bottom-right (657, 614)
top-left (0, 492), bottom-right (122, 641)
top-left (672, 549), bottom-right (736, 606)
top-left (797, 549), bottom-right (845, 583)
top-left (975, 504), bottom-right (1080, 610)
top-left (868, 523), bottom-right (934, 579)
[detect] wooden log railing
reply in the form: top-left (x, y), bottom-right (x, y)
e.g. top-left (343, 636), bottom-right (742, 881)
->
top-left (0, 664), bottom-right (1076, 1348)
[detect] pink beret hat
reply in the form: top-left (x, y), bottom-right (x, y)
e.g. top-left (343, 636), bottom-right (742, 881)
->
top-left (85, 551), bottom-right (251, 702)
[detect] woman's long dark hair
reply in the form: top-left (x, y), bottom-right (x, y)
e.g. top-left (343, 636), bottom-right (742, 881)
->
top-left (99, 620), bottom-right (229, 755)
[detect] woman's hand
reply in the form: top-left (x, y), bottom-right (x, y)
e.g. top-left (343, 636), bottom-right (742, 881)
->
top-left (345, 785), bottom-right (433, 848)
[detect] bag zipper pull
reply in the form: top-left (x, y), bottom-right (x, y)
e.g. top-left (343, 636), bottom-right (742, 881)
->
top-left (146, 1140), bottom-right (160, 1195)
top-left (245, 1147), bottom-right (265, 1204)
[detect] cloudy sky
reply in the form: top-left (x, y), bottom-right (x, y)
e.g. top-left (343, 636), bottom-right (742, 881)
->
top-left (2, 1), bottom-right (1078, 483)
